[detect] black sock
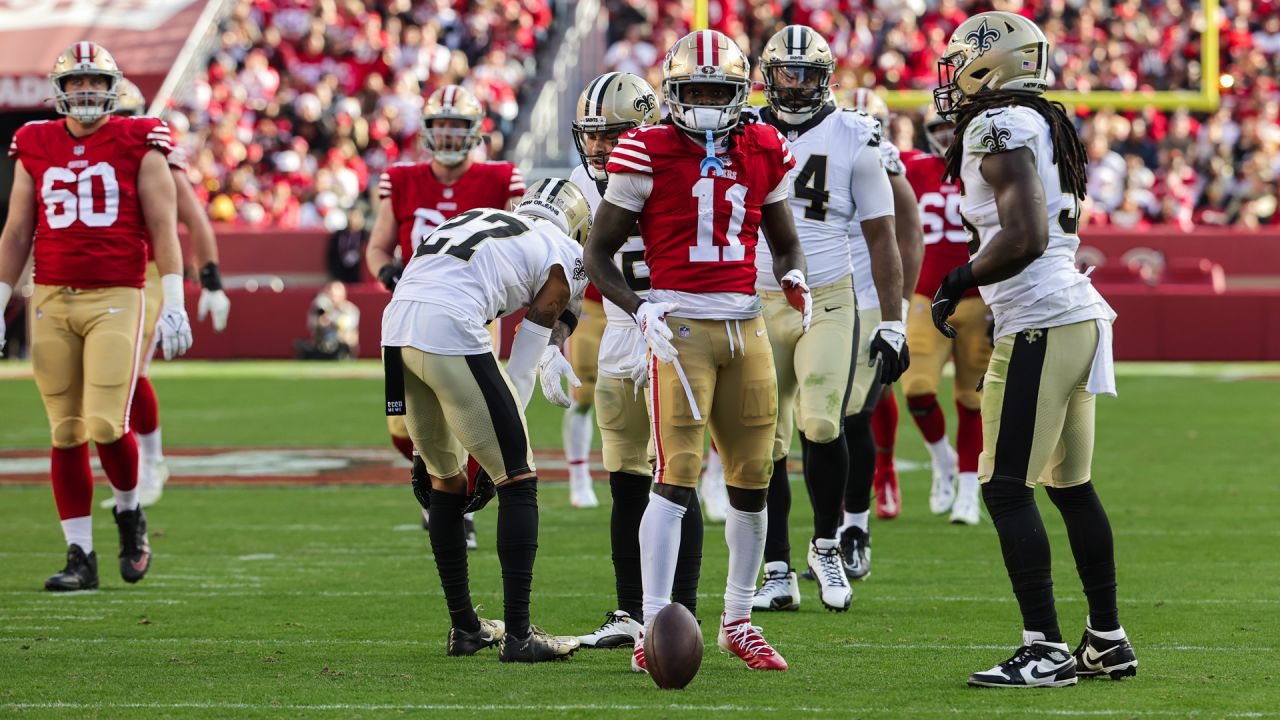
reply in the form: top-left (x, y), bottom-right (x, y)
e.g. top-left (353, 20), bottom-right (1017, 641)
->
top-left (672, 489), bottom-right (703, 617)
top-left (1047, 483), bottom-right (1119, 632)
top-left (982, 479), bottom-right (1061, 643)
top-left (428, 489), bottom-right (478, 633)
top-left (843, 412), bottom-right (874, 514)
top-left (609, 472), bottom-right (649, 619)
top-left (763, 457), bottom-right (791, 565)
top-left (803, 435), bottom-right (848, 540)
top-left (496, 479), bottom-right (539, 639)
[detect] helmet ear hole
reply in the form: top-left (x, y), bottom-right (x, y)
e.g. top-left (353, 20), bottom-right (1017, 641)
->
top-left (970, 67), bottom-right (991, 81)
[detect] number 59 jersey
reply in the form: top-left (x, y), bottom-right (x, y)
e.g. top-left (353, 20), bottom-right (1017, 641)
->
top-left (9, 115), bottom-right (174, 288)
top-left (959, 105), bottom-right (1111, 339)
top-left (382, 208), bottom-right (589, 355)
top-left (755, 107), bottom-right (889, 292)
top-left (605, 122), bottom-right (794, 315)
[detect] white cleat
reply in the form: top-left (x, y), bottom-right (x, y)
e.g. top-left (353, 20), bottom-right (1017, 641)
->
top-left (699, 459), bottom-right (729, 524)
top-left (929, 445), bottom-right (958, 515)
top-left (807, 538), bottom-right (852, 611)
top-left (577, 610), bottom-right (643, 648)
top-left (949, 476), bottom-right (981, 526)
top-left (752, 561), bottom-right (800, 611)
top-left (569, 466), bottom-right (599, 508)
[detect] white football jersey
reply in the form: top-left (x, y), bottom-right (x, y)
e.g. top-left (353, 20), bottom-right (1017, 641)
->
top-left (382, 208), bottom-right (588, 354)
top-left (756, 107), bottom-right (892, 292)
top-left (570, 164), bottom-right (649, 377)
top-left (959, 105), bottom-right (1113, 339)
top-left (849, 140), bottom-right (905, 311)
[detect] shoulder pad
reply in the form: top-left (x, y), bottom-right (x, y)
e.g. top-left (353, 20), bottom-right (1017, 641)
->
top-left (964, 106), bottom-right (1046, 156)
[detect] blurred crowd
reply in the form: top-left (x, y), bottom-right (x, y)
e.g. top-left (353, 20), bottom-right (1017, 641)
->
top-left (605, 0), bottom-right (1279, 228)
top-left (169, 0), bottom-right (553, 230)
top-left (168, 0), bottom-right (1278, 230)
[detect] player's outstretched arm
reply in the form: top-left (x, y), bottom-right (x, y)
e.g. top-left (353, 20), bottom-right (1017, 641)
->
top-left (970, 147), bottom-right (1048, 285)
top-left (890, 173), bottom-right (924, 310)
top-left (583, 200), bottom-right (643, 315)
top-left (366, 198), bottom-right (401, 290)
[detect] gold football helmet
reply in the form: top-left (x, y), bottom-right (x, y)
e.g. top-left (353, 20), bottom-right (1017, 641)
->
top-left (50, 42), bottom-right (123, 123)
top-left (850, 87), bottom-right (890, 129)
top-left (934, 11), bottom-right (1050, 118)
top-left (516, 178), bottom-right (592, 246)
top-left (113, 79), bottom-right (145, 117)
top-left (572, 72), bottom-right (659, 181)
top-left (662, 29), bottom-right (751, 138)
top-left (760, 25), bottom-right (834, 124)
top-left (423, 85), bottom-right (485, 166)
top-left (922, 107), bottom-right (956, 156)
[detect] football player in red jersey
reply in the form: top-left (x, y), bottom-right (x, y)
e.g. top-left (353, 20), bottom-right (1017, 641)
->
top-left (364, 84), bottom-right (526, 542)
top-left (96, 79), bottom-right (229, 509)
top-left (585, 30), bottom-right (809, 673)
top-left (0, 43), bottom-right (193, 591)
top-left (900, 110), bottom-right (993, 526)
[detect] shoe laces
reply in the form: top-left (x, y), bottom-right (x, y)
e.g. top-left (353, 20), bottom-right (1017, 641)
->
top-left (598, 611), bottom-right (628, 632)
top-left (999, 645), bottom-right (1038, 671)
top-left (758, 571), bottom-right (790, 596)
top-left (725, 621), bottom-right (775, 657)
top-left (815, 545), bottom-right (847, 586)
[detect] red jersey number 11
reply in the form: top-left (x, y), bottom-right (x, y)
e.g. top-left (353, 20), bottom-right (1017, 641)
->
top-left (690, 178), bottom-right (747, 263)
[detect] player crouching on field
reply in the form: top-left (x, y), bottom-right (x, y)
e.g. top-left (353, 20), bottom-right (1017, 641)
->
top-left (381, 179), bottom-right (591, 662)
top-left (0, 42), bottom-right (193, 591)
top-left (932, 12), bottom-right (1137, 686)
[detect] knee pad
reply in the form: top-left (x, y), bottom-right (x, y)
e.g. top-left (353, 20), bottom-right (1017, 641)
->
top-left (86, 415), bottom-right (125, 445)
top-left (661, 451), bottom-right (703, 488)
top-left (51, 417), bottom-right (89, 448)
top-left (800, 416), bottom-right (841, 446)
top-left (981, 478), bottom-right (1036, 523)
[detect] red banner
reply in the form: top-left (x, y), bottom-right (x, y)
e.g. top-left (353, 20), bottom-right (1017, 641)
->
top-left (0, 0), bottom-right (209, 110)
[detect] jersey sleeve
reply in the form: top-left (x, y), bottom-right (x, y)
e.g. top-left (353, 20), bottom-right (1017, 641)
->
top-left (166, 144), bottom-right (190, 172)
top-left (507, 165), bottom-right (527, 201)
top-left (963, 106), bottom-right (1045, 158)
top-left (602, 171), bottom-right (653, 212)
top-left (850, 146), bottom-right (895, 222)
top-left (604, 128), bottom-right (653, 175)
top-left (135, 117), bottom-right (175, 156)
top-left (8, 121), bottom-right (45, 160)
top-left (879, 141), bottom-right (904, 176)
top-left (377, 170), bottom-right (394, 200)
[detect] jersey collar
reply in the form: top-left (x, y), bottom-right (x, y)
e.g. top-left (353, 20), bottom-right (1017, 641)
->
top-left (760, 103), bottom-right (836, 141)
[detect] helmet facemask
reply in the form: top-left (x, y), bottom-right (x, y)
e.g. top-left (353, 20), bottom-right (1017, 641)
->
top-left (53, 72), bottom-right (120, 123)
top-left (424, 117), bottom-right (481, 167)
top-left (933, 49), bottom-right (972, 120)
top-left (571, 121), bottom-right (631, 181)
top-left (666, 78), bottom-right (750, 138)
top-left (763, 63), bottom-right (830, 124)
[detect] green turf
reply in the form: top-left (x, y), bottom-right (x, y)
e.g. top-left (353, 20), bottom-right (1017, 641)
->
top-left (1, 363), bottom-right (1278, 718)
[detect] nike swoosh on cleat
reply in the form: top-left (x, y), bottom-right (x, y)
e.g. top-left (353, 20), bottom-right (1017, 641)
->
top-left (1028, 663), bottom-right (1066, 679)
top-left (130, 557), bottom-right (149, 571)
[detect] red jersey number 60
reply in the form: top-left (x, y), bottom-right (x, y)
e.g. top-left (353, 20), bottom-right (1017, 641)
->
top-left (41, 163), bottom-right (120, 229)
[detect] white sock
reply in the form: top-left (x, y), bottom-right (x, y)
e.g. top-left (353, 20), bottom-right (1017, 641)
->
top-left (137, 428), bottom-right (163, 464)
top-left (638, 492), bottom-right (685, 630)
top-left (1087, 617), bottom-right (1127, 640)
top-left (114, 486), bottom-right (140, 512)
top-left (841, 510), bottom-right (869, 534)
top-left (957, 471), bottom-right (979, 495)
top-left (723, 504), bottom-right (767, 624)
top-left (61, 516), bottom-right (93, 553)
top-left (705, 447), bottom-right (723, 479)
top-left (927, 437), bottom-right (952, 464)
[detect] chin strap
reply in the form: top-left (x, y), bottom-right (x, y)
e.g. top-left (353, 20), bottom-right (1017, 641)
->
top-left (699, 129), bottom-right (725, 177)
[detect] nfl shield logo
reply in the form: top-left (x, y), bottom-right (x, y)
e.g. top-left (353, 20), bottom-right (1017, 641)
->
top-left (678, 326), bottom-right (692, 338)
top-left (74, 146), bottom-right (85, 156)
top-left (787, 130), bottom-right (798, 142)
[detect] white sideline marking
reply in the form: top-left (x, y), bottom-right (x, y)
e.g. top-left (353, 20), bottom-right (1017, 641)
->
top-left (0, 636), bottom-right (1271, 654)
top-left (0, 703), bottom-right (1270, 717)
top-left (236, 553), bottom-right (277, 561)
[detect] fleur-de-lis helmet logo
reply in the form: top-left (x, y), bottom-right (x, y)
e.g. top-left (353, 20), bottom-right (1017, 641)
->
top-left (633, 93), bottom-right (656, 117)
top-left (965, 19), bottom-right (1001, 55)
top-left (982, 125), bottom-right (1012, 153)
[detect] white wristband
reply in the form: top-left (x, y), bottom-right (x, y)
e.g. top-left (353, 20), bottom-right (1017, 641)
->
top-left (0, 282), bottom-right (12, 309)
top-left (161, 274), bottom-right (185, 309)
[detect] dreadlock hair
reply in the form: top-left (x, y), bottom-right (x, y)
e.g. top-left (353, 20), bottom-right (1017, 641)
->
top-left (943, 92), bottom-right (1089, 200)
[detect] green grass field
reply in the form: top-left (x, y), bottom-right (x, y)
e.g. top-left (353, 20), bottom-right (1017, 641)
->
top-left (1, 361), bottom-right (1278, 718)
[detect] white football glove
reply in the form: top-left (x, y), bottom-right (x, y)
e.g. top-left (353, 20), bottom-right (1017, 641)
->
top-left (158, 274), bottom-right (193, 360)
top-left (537, 346), bottom-right (580, 408)
top-left (620, 344), bottom-right (650, 398)
top-left (633, 301), bottom-right (680, 364)
top-left (780, 269), bottom-right (812, 333)
top-left (198, 288), bottom-right (231, 332)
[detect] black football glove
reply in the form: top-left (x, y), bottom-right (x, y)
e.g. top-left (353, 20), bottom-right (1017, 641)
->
top-left (410, 453), bottom-right (431, 511)
top-left (378, 261), bottom-right (404, 292)
top-left (932, 263), bottom-right (977, 339)
top-left (464, 466), bottom-right (496, 514)
top-left (868, 320), bottom-right (910, 384)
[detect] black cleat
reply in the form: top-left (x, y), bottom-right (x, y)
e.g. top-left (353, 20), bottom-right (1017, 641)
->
top-left (840, 526), bottom-right (871, 581)
top-left (499, 626), bottom-right (579, 663)
top-left (113, 506), bottom-right (152, 583)
top-left (1073, 625), bottom-right (1138, 680)
top-left (969, 640), bottom-right (1078, 688)
top-left (447, 617), bottom-right (505, 656)
top-left (45, 545), bottom-right (99, 592)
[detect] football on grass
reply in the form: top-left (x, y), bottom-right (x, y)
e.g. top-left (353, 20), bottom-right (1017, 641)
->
top-left (644, 602), bottom-right (702, 689)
